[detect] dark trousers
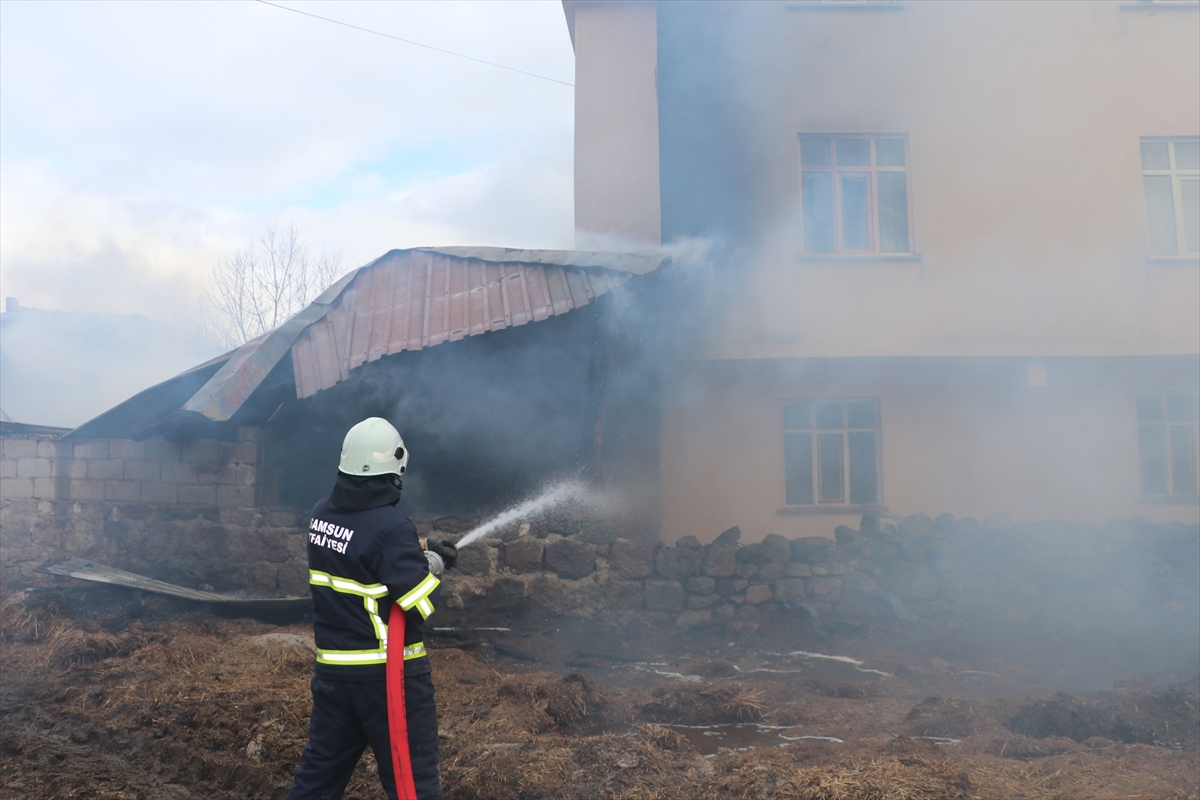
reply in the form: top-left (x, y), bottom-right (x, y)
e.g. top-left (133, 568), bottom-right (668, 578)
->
top-left (286, 672), bottom-right (442, 800)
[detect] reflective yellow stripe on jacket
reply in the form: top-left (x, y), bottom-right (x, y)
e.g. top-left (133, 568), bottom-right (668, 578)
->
top-left (315, 642), bottom-right (427, 666)
top-left (397, 572), bottom-right (440, 620)
top-left (309, 569), bottom-right (438, 666)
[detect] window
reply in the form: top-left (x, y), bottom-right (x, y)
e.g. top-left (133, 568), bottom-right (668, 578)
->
top-left (1137, 395), bottom-right (1199, 498)
top-left (783, 398), bottom-right (880, 506)
top-left (800, 135), bottom-right (912, 256)
top-left (1141, 137), bottom-right (1199, 257)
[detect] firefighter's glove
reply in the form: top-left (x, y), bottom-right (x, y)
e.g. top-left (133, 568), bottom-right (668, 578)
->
top-left (426, 539), bottom-right (459, 570)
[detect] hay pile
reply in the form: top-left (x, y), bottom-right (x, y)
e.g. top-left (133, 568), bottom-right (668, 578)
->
top-left (704, 739), bottom-right (974, 800)
top-left (1, 593), bottom-right (1197, 800)
top-left (0, 595), bottom-right (318, 799)
top-left (640, 683), bottom-right (765, 725)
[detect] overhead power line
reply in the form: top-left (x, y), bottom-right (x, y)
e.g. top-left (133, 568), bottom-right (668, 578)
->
top-left (253, 0), bottom-right (575, 88)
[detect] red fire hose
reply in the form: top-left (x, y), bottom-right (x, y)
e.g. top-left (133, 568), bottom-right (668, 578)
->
top-left (386, 602), bottom-right (419, 800)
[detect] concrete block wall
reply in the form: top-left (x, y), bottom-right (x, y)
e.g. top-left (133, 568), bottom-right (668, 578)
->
top-left (0, 437), bottom-right (65, 501)
top-left (0, 429), bottom-right (269, 507)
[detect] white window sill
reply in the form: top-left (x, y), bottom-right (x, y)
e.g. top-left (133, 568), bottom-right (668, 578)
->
top-left (1147, 255), bottom-right (1200, 265)
top-left (778, 504), bottom-right (888, 516)
top-left (796, 254), bottom-right (921, 263)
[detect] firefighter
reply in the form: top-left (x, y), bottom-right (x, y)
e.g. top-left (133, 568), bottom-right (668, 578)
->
top-left (286, 417), bottom-right (458, 800)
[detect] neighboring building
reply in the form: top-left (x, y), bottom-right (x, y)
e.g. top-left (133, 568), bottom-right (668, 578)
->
top-left (564, 0), bottom-right (1200, 542)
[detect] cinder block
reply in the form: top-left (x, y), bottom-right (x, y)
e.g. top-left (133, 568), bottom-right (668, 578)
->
top-left (236, 465), bottom-right (258, 486)
top-left (55, 460), bottom-right (88, 479)
top-left (3, 439), bottom-right (38, 459)
top-left (140, 482), bottom-right (179, 504)
top-left (87, 459), bottom-right (125, 480)
top-left (198, 464), bottom-right (238, 485)
top-left (160, 461), bottom-right (199, 484)
top-left (124, 460), bottom-right (161, 482)
top-left (17, 458), bottom-right (53, 479)
top-left (144, 440), bottom-right (182, 462)
top-left (73, 440), bottom-right (109, 459)
top-left (257, 483), bottom-right (279, 507)
top-left (0, 459), bottom-right (16, 479)
top-left (33, 478), bottom-right (62, 499)
top-left (217, 485), bottom-right (255, 507)
top-left (68, 479), bottom-right (105, 501)
top-left (109, 440), bottom-right (145, 460)
top-left (104, 480), bottom-right (141, 502)
top-left (181, 440), bottom-right (221, 463)
top-left (178, 484), bottom-right (217, 505)
top-left (0, 477), bottom-right (34, 499)
top-left (37, 440), bottom-right (58, 458)
top-left (221, 442), bottom-right (259, 464)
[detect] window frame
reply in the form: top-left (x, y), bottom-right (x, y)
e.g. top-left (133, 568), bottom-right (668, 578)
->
top-left (779, 397), bottom-right (885, 512)
top-left (1140, 136), bottom-right (1200, 258)
top-left (798, 134), bottom-right (916, 259)
top-left (1136, 393), bottom-right (1200, 502)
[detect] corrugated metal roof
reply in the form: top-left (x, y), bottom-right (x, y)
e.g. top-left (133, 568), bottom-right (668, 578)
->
top-left (289, 248), bottom-right (655, 398)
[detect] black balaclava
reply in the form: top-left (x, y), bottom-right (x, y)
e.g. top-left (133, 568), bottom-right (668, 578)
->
top-left (329, 472), bottom-right (403, 511)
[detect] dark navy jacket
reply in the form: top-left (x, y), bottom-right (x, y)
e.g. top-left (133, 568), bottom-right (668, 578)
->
top-left (306, 497), bottom-right (438, 681)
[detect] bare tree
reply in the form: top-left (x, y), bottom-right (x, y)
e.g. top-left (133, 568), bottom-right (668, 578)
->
top-left (206, 223), bottom-right (347, 348)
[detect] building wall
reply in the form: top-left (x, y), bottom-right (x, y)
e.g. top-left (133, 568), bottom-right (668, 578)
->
top-left (654, 0), bottom-right (1200, 359)
top-left (571, 0), bottom-right (661, 246)
top-left (569, 2), bottom-right (1200, 542)
top-left (660, 356), bottom-right (1199, 544)
top-left (0, 430), bottom-right (270, 507)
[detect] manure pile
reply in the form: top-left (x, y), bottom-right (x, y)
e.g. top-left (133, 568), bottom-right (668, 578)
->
top-left (1, 592), bottom-right (1197, 800)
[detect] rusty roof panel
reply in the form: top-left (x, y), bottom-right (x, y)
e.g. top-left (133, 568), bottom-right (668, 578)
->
top-left (289, 248), bottom-right (647, 399)
top-left (346, 266), bottom-right (375, 372)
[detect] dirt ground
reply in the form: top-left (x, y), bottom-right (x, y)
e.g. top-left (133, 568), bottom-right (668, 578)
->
top-left (1, 587), bottom-right (1197, 800)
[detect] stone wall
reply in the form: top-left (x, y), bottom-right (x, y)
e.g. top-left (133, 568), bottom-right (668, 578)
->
top-left (0, 498), bottom-right (310, 595)
top-left (0, 429), bottom-right (270, 507)
top-left (435, 514), bottom-right (1200, 638)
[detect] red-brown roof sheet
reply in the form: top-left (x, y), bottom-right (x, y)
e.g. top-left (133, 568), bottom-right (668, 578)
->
top-left (289, 247), bottom-right (656, 399)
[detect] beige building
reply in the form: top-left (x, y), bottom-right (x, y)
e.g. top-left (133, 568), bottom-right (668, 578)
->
top-left (564, 0), bottom-right (1200, 543)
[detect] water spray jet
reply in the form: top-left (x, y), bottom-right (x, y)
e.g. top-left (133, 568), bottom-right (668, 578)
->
top-left (455, 480), bottom-right (596, 549)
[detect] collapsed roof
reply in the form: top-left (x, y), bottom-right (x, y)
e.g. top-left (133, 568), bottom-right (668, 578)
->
top-left (67, 247), bottom-right (668, 441)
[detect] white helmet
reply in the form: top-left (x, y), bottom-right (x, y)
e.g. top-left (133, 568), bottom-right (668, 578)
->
top-left (338, 417), bottom-right (408, 477)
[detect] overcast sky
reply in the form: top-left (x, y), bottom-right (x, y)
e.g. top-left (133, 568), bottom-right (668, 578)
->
top-left (0, 0), bottom-right (576, 328)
